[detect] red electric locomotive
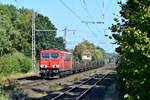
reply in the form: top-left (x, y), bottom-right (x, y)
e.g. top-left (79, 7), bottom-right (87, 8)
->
top-left (40, 50), bottom-right (73, 78)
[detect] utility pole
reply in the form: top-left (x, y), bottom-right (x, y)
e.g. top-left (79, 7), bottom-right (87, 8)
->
top-left (64, 27), bottom-right (67, 44)
top-left (36, 27), bottom-right (76, 45)
top-left (32, 10), bottom-right (58, 72)
top-left (32, 10), bottom-right (75, 72)
top-left (63, 27), bottom-right (76, 44)
top-left (32, 10), bottom-right (36, 72)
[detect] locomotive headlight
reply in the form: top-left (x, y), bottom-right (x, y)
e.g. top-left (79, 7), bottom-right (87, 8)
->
top-left (44, 65), bottom-right (48, 68)
top-left (56, 65), bottom-right (60, 68)
top-left (40, 65), bottom-right (47, 68)
top-left (40, 65), bottom-right (44, 68)
top-left (52, 65), bottom-right (55, 68)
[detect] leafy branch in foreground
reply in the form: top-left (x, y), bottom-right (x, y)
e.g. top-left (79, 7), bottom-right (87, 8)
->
top-left (111, 0), bottom-right (150, 99)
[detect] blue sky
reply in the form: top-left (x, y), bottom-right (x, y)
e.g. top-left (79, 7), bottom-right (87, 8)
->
top-left (1, 0), bottom-right (125, 53)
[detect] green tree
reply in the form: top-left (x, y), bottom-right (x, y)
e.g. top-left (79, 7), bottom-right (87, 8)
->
top-left (35, 13), bottom-right (65, 57)
top-left (0, 5), bottom-right (20, 55)
top-left (0, 4), bottom-right (65, 57)
top-left (111, 0), bottom-right (150, 99)
top-left (0, 5), bottom-right (32, 56)
top-left (73, 40), bottom-right (104, 61)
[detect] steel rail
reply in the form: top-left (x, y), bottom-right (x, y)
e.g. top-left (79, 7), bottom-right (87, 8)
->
top-left (76, 73), bottom-right (109, 100)
top-left (51, 73), bottom-right (109, 100)
top-left (11, 66), bottom-right (103, 90)
top-left (51, 74), bottom-right (97, 100)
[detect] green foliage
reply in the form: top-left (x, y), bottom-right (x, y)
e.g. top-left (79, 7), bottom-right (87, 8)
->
top-left (0, 5), bottom-right (19, 55)
top-left (13, 52), bottom-right (32, 73)
top-left (0, 90), bottom-right (8, 100)
top-left (0, 84), bottom-right (8, 100)
top-left (105, 53), bottom-right (119, 64)
top-left (0, 52), bottom-right (32, 77)
top-left (35, 13), bottom-right (65, 57)
top-left (73, 40), bottom-right (104, 61)
top-left (0, 4), bottom-right (65, 57)
top-left (111, 0), bottom-right (150, 99)
top-left (0, 5), bottom-right (32, 56)
top-left (0, 80), bottom-right (16, 100)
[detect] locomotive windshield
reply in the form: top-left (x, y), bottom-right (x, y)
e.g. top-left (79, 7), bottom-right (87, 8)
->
top-left (41, 53), bottom-right (59, 59)
top-left (50, 53), bottom-right (59, 59)
top-left (42, 53), bottom-right (49, 59)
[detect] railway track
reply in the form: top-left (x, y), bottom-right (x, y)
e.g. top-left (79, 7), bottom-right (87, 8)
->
top-left (2, 65), bottom-right (115, 91)
top-left (3, 66), bottom-right (114, 90)
top-left (12, 66), bottom-right (110, 90)
top-left (17, 71), bottom-right (97, 90)
top-left (50, 73), bottom-right (110, 100)
top-left (2, 65), bottom-right (116, 100)
top-left (16, 73), bottom-right (87, 90)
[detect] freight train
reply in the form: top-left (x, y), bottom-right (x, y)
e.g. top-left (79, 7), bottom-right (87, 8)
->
top-left (39, 49), bottom-right (104, 78)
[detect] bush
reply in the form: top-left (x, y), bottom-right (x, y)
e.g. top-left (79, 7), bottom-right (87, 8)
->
top-left (0, 83), bottom-right (8, 100)
top-left (0, 52), bottom-right (32, 76)
top-left (13, 52), bottom-right (32, 73)
top-left (0, 81), bottom-right (28, 100)
top-left (111, 0), bottom-right (150, 99)
top-left (0, 91), bottom-right (8, 100)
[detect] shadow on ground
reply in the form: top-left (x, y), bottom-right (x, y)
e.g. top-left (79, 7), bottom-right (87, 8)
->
top-left (25, 72), bottom-right (121, 100)
top-left (17, 76), bottom-right (43, 81)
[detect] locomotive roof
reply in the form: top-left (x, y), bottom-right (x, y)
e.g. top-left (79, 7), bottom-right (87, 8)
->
top-left (40, 49), bottom-right (72, 54)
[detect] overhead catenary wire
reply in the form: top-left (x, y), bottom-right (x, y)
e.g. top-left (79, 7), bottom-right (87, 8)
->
top-left (59, 0), bottom-right (102, 45)
top-left (59, 0), bottom-right (83, 46)
top-left (60, 0), bottom-right (116, 52)
top-left (80, 0), bottom-right (93, 20)
top-left (102, 0), bottom-right (104, 21)
top-left (95, 0), bottom-right (104, 20)
top-left (80, 0), bottom-right (102, 31)
top-left (59, 0), bottom-right (82, 21)
top-left (80, 0), bottom-right (106, 45)
top-left (80, 0), bottom-right (104, 22)
top-left (59, 0), bottom-right (97, 34)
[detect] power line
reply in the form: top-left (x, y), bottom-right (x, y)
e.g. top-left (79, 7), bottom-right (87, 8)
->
top-left (80, 0), bottom-right (93, 20)
top-left (32, 10), bottom-right (76, 71)
top-left (102, 0), bottom-right (105, 20)
top-left (36, 27), bottom-right (75, 45)
top-left (59, 0), bottom-right (109, 48)
top-left (59, 0), bottom-right (101, 44)
top-left (80, 0), bottom-right (104, 21)
top-left (95, 0), bottom-right (103, 18)
top-left (80, 0), bottom-right (104, 24)
top-left (79, 0), bottom-right (105, 45)
top-left (62, 27), bottom-right (76, 44)
top-left (36, 29), bottom-right (57, 32)
top-left (59, 0), bottom-right (82, 21)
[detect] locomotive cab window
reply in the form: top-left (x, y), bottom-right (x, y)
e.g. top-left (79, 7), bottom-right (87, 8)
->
top-left (41, 53), bottom-right (49, 59)
top-left (41, 53), bottom-right (59, 59)
top-left (50, 53), bottom-right (59, 59)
